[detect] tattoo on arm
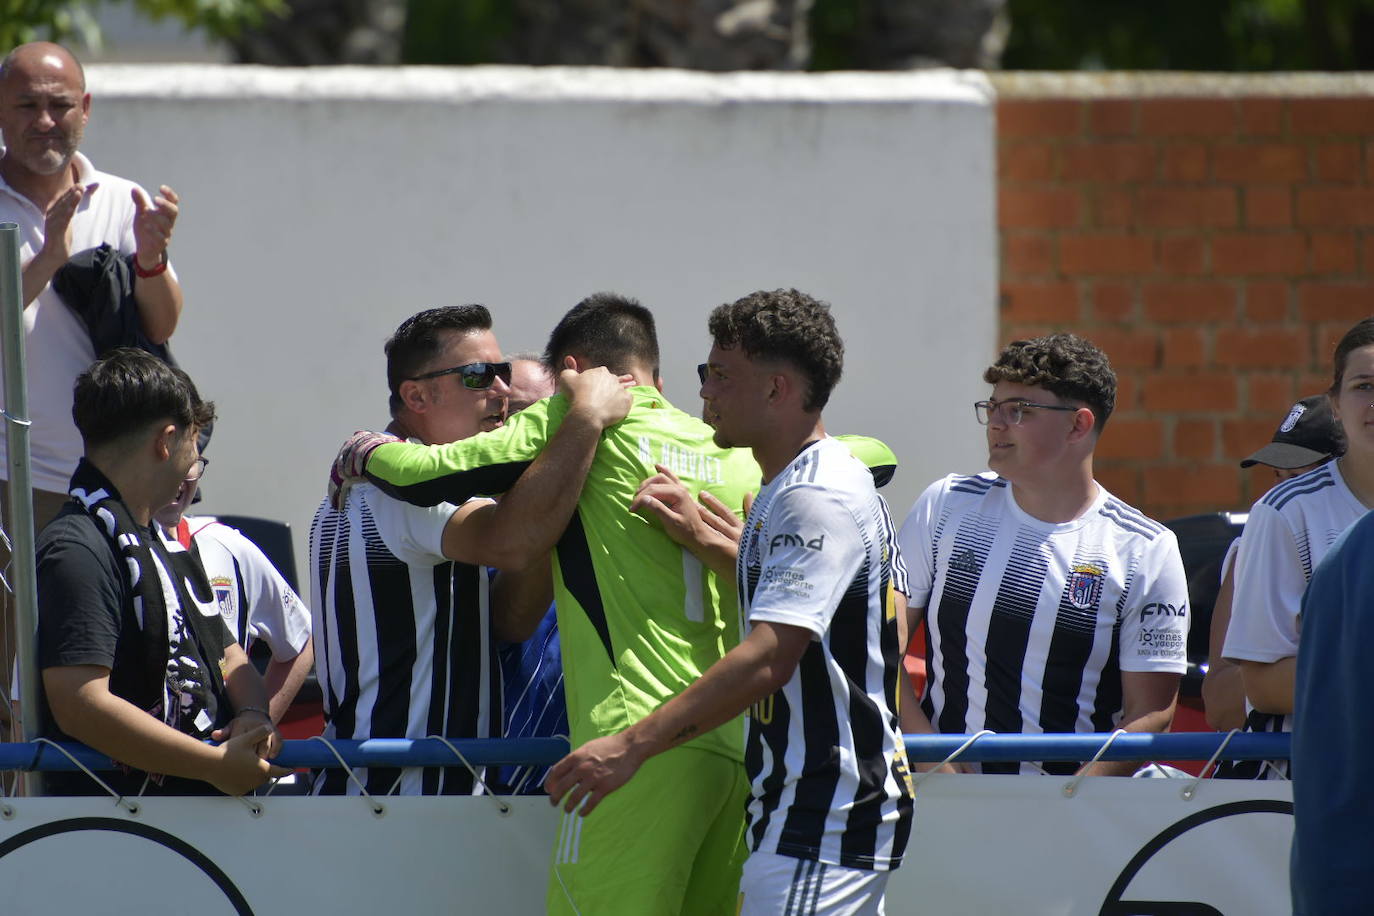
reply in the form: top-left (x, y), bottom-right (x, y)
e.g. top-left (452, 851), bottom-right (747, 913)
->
top-left (671, 724), bottom-right (699, 743)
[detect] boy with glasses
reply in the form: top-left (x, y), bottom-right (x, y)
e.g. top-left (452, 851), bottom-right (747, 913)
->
top-left (897, 333), bottom-right (1188, 775)
top-left (154, 455), bottom-right (314, 725)
top-left (38, 350), bottom-right (286, 796)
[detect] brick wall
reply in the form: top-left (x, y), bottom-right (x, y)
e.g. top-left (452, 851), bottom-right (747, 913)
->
top-left (992, 74), bottom-right (1374, 522)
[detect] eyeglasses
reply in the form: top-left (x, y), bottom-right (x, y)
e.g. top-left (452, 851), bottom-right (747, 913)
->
top-left (409, 361), bottom-right (512, 390)
top-left (186, 457), bottom-right (209, 483)
top-left (697, 363), bottom-right (709, 384)
top-left (974, 399), bottom-right (1079, 426)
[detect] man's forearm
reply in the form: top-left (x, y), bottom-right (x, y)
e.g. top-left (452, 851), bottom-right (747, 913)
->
top-left (133, 271), bottom-right (182, 345)
top-left (491, 558), bottom-right (555, 643)
top-left (52, 680), bottom-right (224, 780)
top-left (223, 646), bottom-right (273, 717)
top-left (1201, 659), bottom-right (1248, 731)
top-left (21, 252), bottom-right (63, 308)
top-left (262, 639), bottom-right (314, 723)
top-left (626, 623), bottom-right (803, 760)
top-left (679, 526), bottom-right (739, 580)
top-left (473, 412), bottom-right (604, 569)
top-left (1239, 657), bottom-right (1295, 715)
top-left (1077, 704), bottom-right (1176, 778)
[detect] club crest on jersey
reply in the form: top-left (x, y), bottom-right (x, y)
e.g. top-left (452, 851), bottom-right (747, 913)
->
top-left (1067, 563), bottom-right (1105, 610)
top-left (210, 576), bottom-right (233, 615)
top-left (744, 520), bottom-right (765, 567)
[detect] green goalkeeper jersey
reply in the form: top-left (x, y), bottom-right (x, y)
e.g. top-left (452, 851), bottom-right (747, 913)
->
top-left (359, 386), bottom-right (900, 762)
top-left (361, 387), bottom-right (761, 761)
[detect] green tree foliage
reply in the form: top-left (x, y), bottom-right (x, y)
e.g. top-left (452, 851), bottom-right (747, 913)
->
top-left (0, 0), bottom-right (284, 55)
top-left (401, 0), bottom-right (513, 65)
top-left (813, 0), bottom-right (1374, 71)
top-left (1000, 0), bottom-right (1374, 71)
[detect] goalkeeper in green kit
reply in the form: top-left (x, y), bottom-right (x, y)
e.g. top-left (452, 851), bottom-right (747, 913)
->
top-left (330, 293), bottom-right (899, 915)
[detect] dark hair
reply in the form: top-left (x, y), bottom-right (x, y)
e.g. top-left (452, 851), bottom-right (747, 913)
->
top-left (707, 288), bottom-right (843, 412)
top-left (984, 333), bottom-right (1117, 431)
top-left (73, 348), bottom-right (215, 449)
top-left (1330, 317), bottom-right (1374, 393)
top-left (543, 293), bottom-right (660, 379)
top-left (385, 305), bottom-right (493, 416)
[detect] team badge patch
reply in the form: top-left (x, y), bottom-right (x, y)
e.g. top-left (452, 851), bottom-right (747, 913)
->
top-left (1067, 563), bottom-right (1105, 610)
top-left (1279, 402), bottom-right (1305, 433)
top-left (210, 575), bottom-right (233, 615)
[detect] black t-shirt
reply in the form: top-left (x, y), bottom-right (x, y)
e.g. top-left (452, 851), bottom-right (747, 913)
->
top-left (36, 502), bottom-right (235, 796)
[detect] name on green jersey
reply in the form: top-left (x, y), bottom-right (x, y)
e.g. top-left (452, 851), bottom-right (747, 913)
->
top-left (637, 436), bottom-right (726, 485)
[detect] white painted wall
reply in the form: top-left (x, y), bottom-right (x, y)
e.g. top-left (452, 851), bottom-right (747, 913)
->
top-left (76, 65), bottom-right (997, 596)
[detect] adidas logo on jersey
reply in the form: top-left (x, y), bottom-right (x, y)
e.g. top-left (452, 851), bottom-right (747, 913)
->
top-left (949, 548), bottom-right (979, 574)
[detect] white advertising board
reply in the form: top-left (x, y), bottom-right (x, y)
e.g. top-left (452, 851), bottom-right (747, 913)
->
top-left (0, 775), bottom-right (1292, 914)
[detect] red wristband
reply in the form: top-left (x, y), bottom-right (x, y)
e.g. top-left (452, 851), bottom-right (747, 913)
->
top-left (135, 251), bottom-right (168, 278)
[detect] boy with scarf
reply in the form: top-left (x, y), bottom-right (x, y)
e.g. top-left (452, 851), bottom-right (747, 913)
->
top-left (36, 348), bottom-right (288, 796)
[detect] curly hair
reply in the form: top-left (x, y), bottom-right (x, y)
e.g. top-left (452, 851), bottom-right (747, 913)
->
top-left (1330, 316), bottom-right (1374, 394)
top-left (708, 289), bottom-right (843, 413)
top-left (983, 333), bottom-right (1117, 431)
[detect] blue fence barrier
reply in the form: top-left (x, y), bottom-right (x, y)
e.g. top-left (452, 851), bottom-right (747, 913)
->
top-left (0, 732), bottom-right (1289, 772)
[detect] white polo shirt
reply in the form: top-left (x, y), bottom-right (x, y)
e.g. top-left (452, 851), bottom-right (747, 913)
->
top-left (0, 152), bottom-right (176, 493)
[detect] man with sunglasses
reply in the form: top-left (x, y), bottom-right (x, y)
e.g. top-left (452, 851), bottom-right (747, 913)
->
top-left (330, 293), bottom-right (765, 915)
top-left (155, 455), bottom-right (314, 726)
top-left (897, 333), bottom-right (1188, 775)
top-left (309, 305), bottom-right (632, 796)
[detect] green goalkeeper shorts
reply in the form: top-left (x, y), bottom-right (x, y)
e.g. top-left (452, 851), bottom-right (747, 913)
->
top-left (547, 744), bottom-right (751, 916)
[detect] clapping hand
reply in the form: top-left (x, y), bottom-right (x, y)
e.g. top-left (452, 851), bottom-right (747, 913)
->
top-left (131, 185), bottom-right (179, 273)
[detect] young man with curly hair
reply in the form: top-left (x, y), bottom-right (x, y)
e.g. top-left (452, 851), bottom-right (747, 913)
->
top-left (897, 333), bottom-right (1189, 776)
top-left (546, 289), bottom-right (915, 914)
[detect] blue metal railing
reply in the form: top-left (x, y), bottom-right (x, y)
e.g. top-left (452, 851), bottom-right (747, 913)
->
top-left (0, 732), bottom-right (1290, 772)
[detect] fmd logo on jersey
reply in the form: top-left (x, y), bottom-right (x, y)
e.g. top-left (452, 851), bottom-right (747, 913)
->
top-left (1141, 602), bottom-right (1186, 618)
top-left (769, 532), bottom-right (825, 554)
top-left (1067, 563), bottom-right (1105, 610)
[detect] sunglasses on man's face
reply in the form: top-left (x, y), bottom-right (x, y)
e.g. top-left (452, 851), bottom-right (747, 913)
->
top-left (409, 361), bottom-right (513, 390)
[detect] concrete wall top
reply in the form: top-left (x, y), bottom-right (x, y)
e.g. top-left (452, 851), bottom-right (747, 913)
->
top-left (91, 63), bottom-right (993, 104)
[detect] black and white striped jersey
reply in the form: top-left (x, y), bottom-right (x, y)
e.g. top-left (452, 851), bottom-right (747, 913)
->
top-left (308, 484), bottom-right (499, 796)
top-left (898, 473), bottom-right (1188, 775)
top-left (739, 437), bottom-right (913, 872)
top-left (1223, 461), bottom-right (1367, 779)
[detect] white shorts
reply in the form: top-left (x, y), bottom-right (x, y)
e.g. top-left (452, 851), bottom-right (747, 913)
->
top-left (739, 850), bottom-right (891, 916)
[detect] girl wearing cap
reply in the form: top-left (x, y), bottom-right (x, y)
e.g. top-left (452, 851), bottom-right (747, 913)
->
top-left (1201, 394), bottom-right (1343, 734)
top-left (1217, 317), bottom-right (1374, 778)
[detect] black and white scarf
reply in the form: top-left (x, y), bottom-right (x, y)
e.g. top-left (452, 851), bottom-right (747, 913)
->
top-left (68, 459), bottom-right (228, 740)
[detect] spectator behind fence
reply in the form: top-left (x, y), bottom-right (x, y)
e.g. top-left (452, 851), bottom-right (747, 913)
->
top-left (1222, 317), bottom-right (1374, 779)
top-left (1201, 395), bottom-right (1343, 735)
top-left (897, 333), bottom-right (1189, 776)
top-left (309, 306), bottom-right (629, 796)
top-left (330, 294), bottom-right (763, 915)
top-left (37, 349), bottom-right (285, 796)
top-left (546, 288), bottom-right (917, 913)
top-left (492, 355), bottom-right (568, 795)
top-left (154, 456), bottom-right (314, 724)
top-left (0, 41), bottom-right (185, 730)
top-left (1290, 508), bottom-right (1374, 914)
